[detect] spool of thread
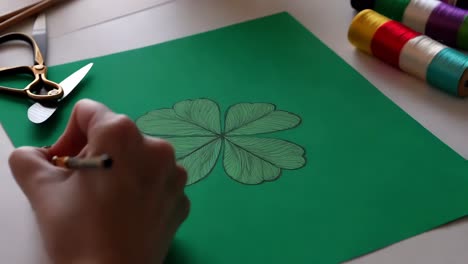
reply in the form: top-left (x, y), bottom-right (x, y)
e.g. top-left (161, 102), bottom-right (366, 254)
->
top-left (350, 0), bottom-right (468, 49)
top-left (351, 0), bottom-right (468, 11)
top-left (441, 0), bottom-right (468, 10)
top-left (348, 9), bottom-right (468, 97)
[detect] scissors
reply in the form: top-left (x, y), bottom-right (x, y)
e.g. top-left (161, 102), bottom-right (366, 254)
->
top-left (0, 32), bottom-right (64, 103)
top-left (0, 11), bottom-right (93, 124)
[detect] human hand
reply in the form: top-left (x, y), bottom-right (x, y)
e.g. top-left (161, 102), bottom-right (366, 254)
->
top-left (9, 99), bottom-right (190, 264)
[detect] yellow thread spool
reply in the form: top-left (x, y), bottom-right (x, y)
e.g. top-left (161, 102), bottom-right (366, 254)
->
top-left (348, 9), bottom-right (391, 54)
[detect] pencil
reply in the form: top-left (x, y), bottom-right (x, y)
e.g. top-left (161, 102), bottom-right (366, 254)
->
top-left (0, 0), bottom-right (63, 33)
top-left (52, 154), bottom-right (113, 169)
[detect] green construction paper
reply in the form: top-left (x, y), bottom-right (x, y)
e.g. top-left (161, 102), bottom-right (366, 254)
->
top-left (1, 12), bottom-right (468, 263)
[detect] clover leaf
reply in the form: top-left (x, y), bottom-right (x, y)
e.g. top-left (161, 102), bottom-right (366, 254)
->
top-left (136, 99), bottom-right (306, 185)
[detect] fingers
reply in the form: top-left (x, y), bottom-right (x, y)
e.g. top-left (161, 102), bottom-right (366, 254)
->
top-left (142, 136), bottom-right (189, 195)
top-left (87, 114), bottom-right (143, 156)
top-left (9, 147), bottom-right (66, 204)
top-left (172, 165), bottom-right (188, 192)
top-left (176, 193), bottom-right (190, 222)
top-left (52, 99), bottom-right (145, 161)
top-left (175, 165), bottom-right (190, 221)
top-left (169, 166), bottom-right (190, 224)
top-left (47, 99), bottom-right (190, 217)
top-left (142, 136), bottom-right (176, 184)
top-left (143, 136), bottom-right (189, 217)
top-left (49, 99), bottom-right (111, 157)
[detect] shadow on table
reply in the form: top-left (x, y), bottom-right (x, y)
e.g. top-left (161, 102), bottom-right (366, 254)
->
top-left (164, 240), bottom-right (193, 264)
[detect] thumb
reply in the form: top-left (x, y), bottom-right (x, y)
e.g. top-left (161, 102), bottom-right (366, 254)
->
top-left (8, 147), bottom-right (64, 204)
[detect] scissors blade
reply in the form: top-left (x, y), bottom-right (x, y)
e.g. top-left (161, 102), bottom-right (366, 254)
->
top-left (27, 63), bottom-right (94, 124)
top-left (32, 13), bottom-right (47, 59)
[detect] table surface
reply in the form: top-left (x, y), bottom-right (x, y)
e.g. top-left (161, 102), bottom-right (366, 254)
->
top-left (1, 0), bottom-right (468, 263)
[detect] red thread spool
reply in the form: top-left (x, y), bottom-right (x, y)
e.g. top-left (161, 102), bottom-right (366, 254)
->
top-left (371, 21), bottom-right (421, 67)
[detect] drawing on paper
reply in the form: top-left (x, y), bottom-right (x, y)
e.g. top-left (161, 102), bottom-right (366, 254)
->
top-left (136, 99), bottom-right (306, 185)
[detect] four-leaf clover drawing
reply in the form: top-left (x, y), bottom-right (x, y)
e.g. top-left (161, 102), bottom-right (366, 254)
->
top-left (136, 99), bottom-right (306, 185)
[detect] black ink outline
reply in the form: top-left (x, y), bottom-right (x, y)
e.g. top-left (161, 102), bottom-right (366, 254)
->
top-left (136, 98), bottom-right (307, 186)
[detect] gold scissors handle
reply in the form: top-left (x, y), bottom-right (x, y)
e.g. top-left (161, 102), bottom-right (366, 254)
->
top-left (0, 33), bottom-right (63, 102)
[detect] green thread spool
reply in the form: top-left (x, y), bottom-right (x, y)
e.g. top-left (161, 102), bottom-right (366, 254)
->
top-left (427, 48), bottom-right (468, 96)
top-left (375, 0), bottom-right (411, 21)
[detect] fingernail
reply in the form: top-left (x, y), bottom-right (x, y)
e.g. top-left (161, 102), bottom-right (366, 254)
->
top-left (41, 145), bottom-right (51, 149)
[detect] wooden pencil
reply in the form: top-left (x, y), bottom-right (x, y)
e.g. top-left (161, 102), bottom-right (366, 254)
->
top-left (0, 3), bottom-right (36, 23)
top-left (52, 154), bottom-right (114, 169)
top-left (0, 0), bottom-right (61, 33)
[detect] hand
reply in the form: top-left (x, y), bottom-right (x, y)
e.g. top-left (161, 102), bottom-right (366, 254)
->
top-left (9, 99), bottom-right (190, 264)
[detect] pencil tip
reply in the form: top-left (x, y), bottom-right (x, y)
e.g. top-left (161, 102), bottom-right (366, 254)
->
top-left (102, 155), bottom-right (113, 168)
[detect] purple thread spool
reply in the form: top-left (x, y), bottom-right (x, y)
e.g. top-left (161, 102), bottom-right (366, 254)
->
top-left (426, 3), bottom-right (468, 46)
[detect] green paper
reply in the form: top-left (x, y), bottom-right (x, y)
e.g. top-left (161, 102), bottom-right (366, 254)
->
top-left (1, 12), bottom-right (468, 263)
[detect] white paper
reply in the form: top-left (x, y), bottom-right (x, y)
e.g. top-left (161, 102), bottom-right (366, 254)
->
top-left (347, 217), bottom-right (468, 264)
top-left (0, 125), bottom-right (48, 263)
top-left (46, 0), bottom-right (174, 37)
